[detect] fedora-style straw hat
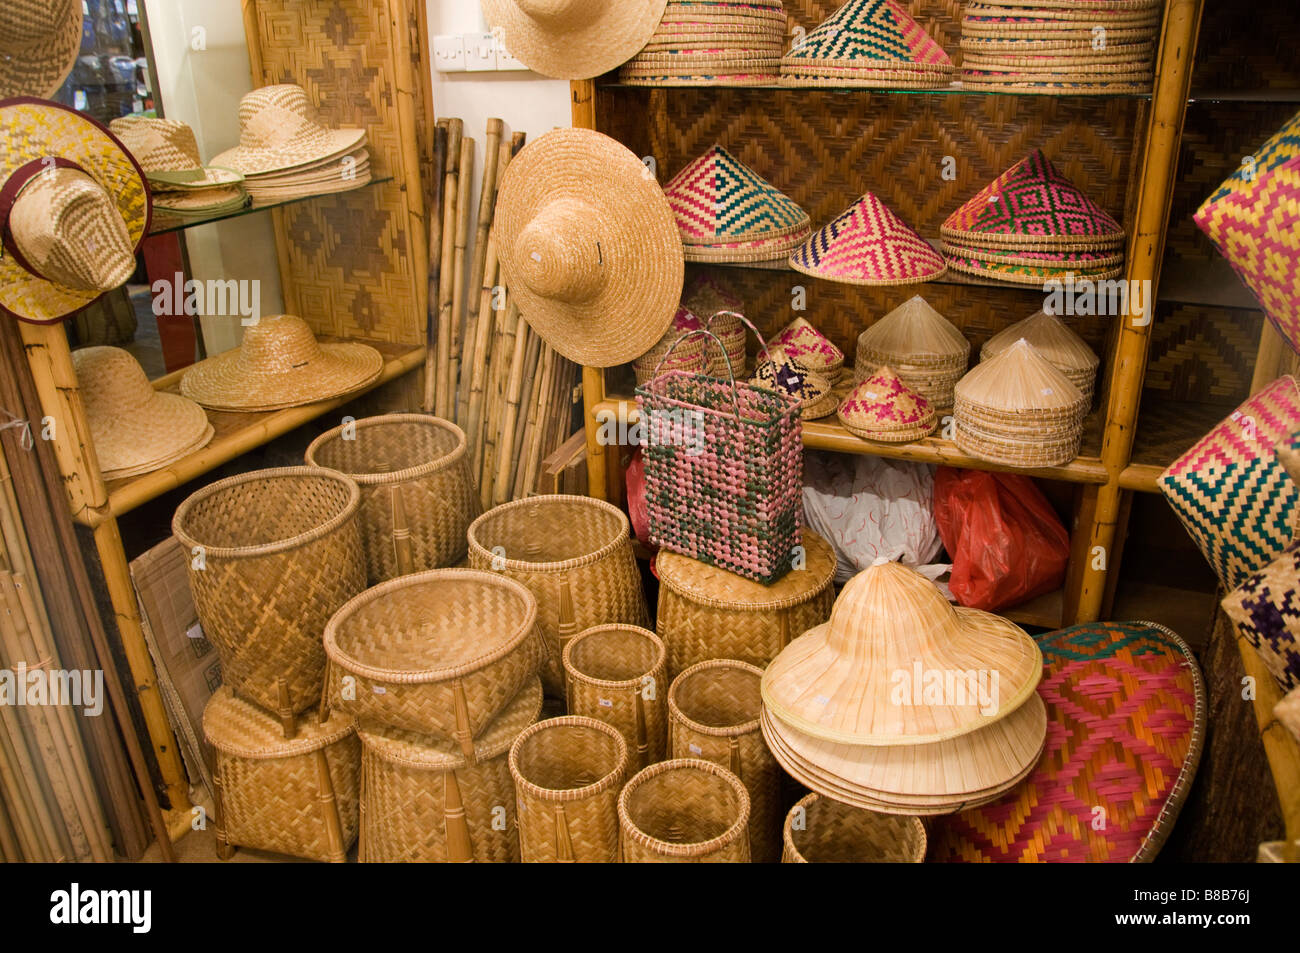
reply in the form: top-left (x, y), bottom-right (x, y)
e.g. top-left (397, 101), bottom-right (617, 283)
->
top-left (0, 0), bottom-right (82, 98)
top-left (209, 84), bottom-right (367, 177)
top-left (790, 194), bottom-right (947, 285)
top-left (481, 0), bottom-right (669, 80)
top-left (837, 366), bottom-right (937, 442)
top-left (109, 117), bottom-right (245, 190)
top-left (180, 314), bottom-right (384, 412)
top-left (0, 98), bottom-right (150, 325)
top-left (493, 128), bottom-right (684, 368)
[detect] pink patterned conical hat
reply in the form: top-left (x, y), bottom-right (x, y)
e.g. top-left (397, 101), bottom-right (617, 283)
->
top-left (790, 193), bottom-right (947, 286)
top-left (783, 0), bottom-right (954, 70)
top-left (770, 317), bottom-right (845, 377)
top-left (837, 365), bottom-right (937, 442)
top-left (664, 145), bottom-right (810, 246)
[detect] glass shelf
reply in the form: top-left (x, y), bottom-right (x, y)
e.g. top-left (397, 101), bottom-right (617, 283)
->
top-left (147, 176), bottom-right (394, 236)
top-left (598, 81), bottom-right (1152, 99)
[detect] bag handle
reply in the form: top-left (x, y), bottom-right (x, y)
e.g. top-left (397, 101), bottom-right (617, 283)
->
top-left (649, 311), bottom-right (777, 421)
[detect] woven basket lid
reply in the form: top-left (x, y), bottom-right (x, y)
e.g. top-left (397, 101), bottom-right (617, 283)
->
top-left (664, 145), bottom-right (810, 246)
top-left (751, 353), bottom-right (835, 417)
top-left (657, 528), bottom-right (836, 609)
top-left (0, 0), bottom-right (82, 99)
top-left (790, 194), bottom-right (947, 285)
top-left (357, 677), bottom-right (543, 770)
top-left (480, 0), bottom-right (668, 80)
top-left (493, 128), bottom-right (684, 368)
top-left (781, 0), bottom-right (954, 71)
top-left (770, 317), bottom-right (845, 375)
top-left (837, 366), bottom-right (937, 441)
top-left (955, 338), bottom-right (1085, 415)
top-left (981, 309), bottom-right (1099, 374)
top-left (762, 559), bottom-right (1042, 746)
top-left (857, 295), bottom-right (969, 366)
top-left (203, 686), bottom-right (355, 759)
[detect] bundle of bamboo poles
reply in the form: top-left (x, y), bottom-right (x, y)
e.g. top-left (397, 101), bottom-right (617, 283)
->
top-left (423, 116), bottom-right (580, 506)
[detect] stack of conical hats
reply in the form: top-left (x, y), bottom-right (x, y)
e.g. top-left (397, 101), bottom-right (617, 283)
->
top-left (954, 338), bottom-right (1088, 467)
top-left (770, 317), bottom-right (845, 383)
top-left (837, 366), bottom-right (937, 443)
top-left (853, 296), bottom-right (969, 414)
top-left (790, 194), bottom-right (947, 286)
top-left (751, 351), bottom-right (837, 419)
top-left (761, 559), bottom-right (1046, 815)
top-left (619, 0), bottom-right (788, 86)
top-left (981, 310), bottom-right (1099, 406)
top-left (780, 0), bottom-right (955, 89)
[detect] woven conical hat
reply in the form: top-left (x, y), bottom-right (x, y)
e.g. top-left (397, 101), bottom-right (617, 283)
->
top-left (664, 145), bottom-right (810, 246)
top-left (981, 310), bottom-right (1099, 377)
top-left (856, 295), bottom-right (969, 368)
top-left (836, 366), bottom-right (937, 442)
top-left (956, 337), bottom-right (1086, 417)
top-left (761, 559), bottom-right (1042, 745)
top-left (752, 353), bottom-right (837, 419)
top-left (790, 194), bottom-right (947, 285)
top-left (482, 0), bottom-right (668, 80)
top-left (781, 0), bottom-right (954, 72)
top-left (769, 317), bottom-right (845, 379)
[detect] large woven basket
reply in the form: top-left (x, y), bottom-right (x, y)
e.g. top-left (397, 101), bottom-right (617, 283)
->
top-left (357, 677), bottom-right (542, 863)
top-left (323, 569), bottom-right (541, 755)
top-left (305, 413), bottom-right (481, 584)
top-left (173, 466), bottom-right (366, 721)
top-left (781, 793), bottom-right (927, 863)
top-left (509, 716), bottom-right (629, 863)
top-left (563, 624), bottom-right (668, 770)
top-left (467, 495), bottom-right (648, 696)
top-left (668, 659), bottom-right (781, 863)
top-left (618, 758), bottom-right (751, 863)
top-left (203, 686), bottom-right (360, 863)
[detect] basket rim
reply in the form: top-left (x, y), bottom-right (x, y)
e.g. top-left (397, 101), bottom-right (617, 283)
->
top-left (304, 412), bottom-right (468, 485)
top-left (655, 529), bottom-right (835, 609)
top-left (466, 494), bottom-right (631, 574)
top-left (322, 568), bottom-right (539, 683)
top-left (617, 757), bottom-right (751, 858)
top-left (172, 465), bottom-right (360, 560)
top-left (562, 624), bottom-right (667, 690)
top-left (668, 658), bottom-right (765, 738)
top-left (508, 715), bottom-right (629, 802)
top-left (203, 686), bottom-right (357, 758)
top-left (781, 791), bottom-right (927, 862)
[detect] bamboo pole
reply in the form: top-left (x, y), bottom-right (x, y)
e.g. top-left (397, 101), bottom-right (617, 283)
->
top-left (482, 298), bottom-right (520, 507)
top-left (457, 118), bottom-right (505, 425)
top-left (449, 135), bottom-right (476, 421)
top-left (492, 321), bottom-right (531, 506)
top-left (0, 664), bottom-right (61, 861)
top-left (521, 347), bottom-right (558, 497)
top-left (508, 334), bottom-right (545, 500)
top-left (435, 119), bottom-right (463, 420)
top-left (0, 785), bottom-right (20, 861)
top-left (0, 700), bottom-right (49, 861)
top-left (423, 123), bottom-right (448, 413)
top-left (386, 0), bottom-right (431, 326)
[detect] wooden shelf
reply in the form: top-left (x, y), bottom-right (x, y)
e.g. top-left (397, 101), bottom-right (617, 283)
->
top-left (598, 81), bottom-right (1152, 99)
top-left (147, 177), bottom-right (394, 236)
top-left (1001, 588), bottom-right (1065, 629)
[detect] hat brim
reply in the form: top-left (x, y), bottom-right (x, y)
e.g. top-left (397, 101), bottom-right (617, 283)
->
top-left (90, 390), bottom-right (213, 477)
top-left (147, 165), bottom-right (246, 190)
top-left (180, 340), bottom-right (385, 412)
top-left (209, 128), bottom-right (367, 177)
top-left (482, 0), bottom-right (669, 80)
top-left (0, 2), bottom-right (83, 99)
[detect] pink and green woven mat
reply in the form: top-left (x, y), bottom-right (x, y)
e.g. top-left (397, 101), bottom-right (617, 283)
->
top-left (782, 0), bottom-right (953, 69)
top-left (1223, 538), bottom-right (1300, 695)
top-left (664, 145), bottom-right (809, 244)
top-left (790, 193), bottom-right (947, 285)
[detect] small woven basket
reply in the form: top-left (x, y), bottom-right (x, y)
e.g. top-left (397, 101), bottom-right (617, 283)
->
top-left (563, 624), bottom-right (668, 770)
top-left (323, 569), bottom-right (541, 755)
top-left (203, 686), bottom-right (360, 863)
top-left (618, 758), bottom-right (751, 863)
top-left (467, 495), bottom-right (649, 696)
top-left (305, 414), bottom-right (482, 584)
top-left (668, 659), bottom-right (782, 863)
top-left (781, 793), bottom-right (927, 863)
top-left (509, 716), bottom-right (629, 863)
top-left (173, 466), bottom-right (366, 723)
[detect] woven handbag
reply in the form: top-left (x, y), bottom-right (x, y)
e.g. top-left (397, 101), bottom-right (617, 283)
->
top-left (636, 312), bottom-right (803, 584)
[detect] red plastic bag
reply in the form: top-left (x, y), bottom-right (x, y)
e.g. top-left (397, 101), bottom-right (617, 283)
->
top-left (625, 448), bottom-right (653, 552)
top-left (933, 467), bottom-right (1069, 612)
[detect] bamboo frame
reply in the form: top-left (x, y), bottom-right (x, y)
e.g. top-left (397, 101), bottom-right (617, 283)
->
top-left (458, 119), bottom-right (504, 425)
top-left (436, 119), bottom-right (463, 419)
top-left (449, 135), bottom-right (476, 419)
top-left (423, 123), bottom-right (448, 413)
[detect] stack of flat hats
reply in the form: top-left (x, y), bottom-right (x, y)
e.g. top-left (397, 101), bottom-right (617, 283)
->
top-left (790, 194), bottom-right (947, 286)
top-left (954, 338), bottom-right (1089, 468)
top-left (981, 310), bottom-right (1100, 406)
top-left (683, 275), bottom-right (748, 372)
top-left (770, 317), bottom-right (845, 383)
top-left (633, 305), bottom-right (747, 383)
top-left (620, 0), bottom-right (787, 86)
top-left (751, 352), bottom-right (837, 419)
top-left (780, 0), bottom-right (955, 89)
top-left (959, 0), bottom-right (1161, 95)
top-left (941, 150), bottom-right (1125, 284)
top-left (210, 85), bottom-right (370, 202)
top-left (110, 117), bottom-right (248, 218)
top-left (837, 366), bottom-right (937, 442)
top-left (853, 295), bottom-right (969, 413)
top-left (664, 145), bottom-right (810, 266)
top-left (761, 559), bottom-right (1046, 815)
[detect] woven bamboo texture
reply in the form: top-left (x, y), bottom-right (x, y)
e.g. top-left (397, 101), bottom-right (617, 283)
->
top-left (172, 467), bottom-right (366, 717)
top-left (1143, 302), bottom-right (1262, 405)
top-left (466, 496), bottom-right (649, 696)
top-left (781, 792), bottom-right (927, 862)
top-left (305, 414), bottom-right (481, 584)
top-left (563, 624), bottom-right (668, 770)
top-left (509, 716), bottom-right (629, 863)
top-left (1185, 0), bottom-right (1300, 95)
top-left (618, 758), bottom-right (751, 862)
top-left (668, 659), bottom-right (782, 863)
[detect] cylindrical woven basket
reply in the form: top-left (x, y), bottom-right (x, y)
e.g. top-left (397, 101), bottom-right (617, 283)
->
top-left (668, 659), bottom-right (781, 863)
top-left (305, 414), bottom-right (482, 584)
top-left (203, 686), bottom-right (360, 863)
top-left (781, 793), bottom-right (927, 863)
top-left (467, 495), bottom-right (649, 696)
top-left (357, 677), bottom-right (542, 863)
top-left (509, 716), bottom-right (629, 863)
top-left (173, 466), bottom-right (366, 721)
top-left (563, 624), bottom-right (668, 770)
top-left (323, 569), bottom-right (541, 755)
top-left (618, 758), bottom-right (751, 863)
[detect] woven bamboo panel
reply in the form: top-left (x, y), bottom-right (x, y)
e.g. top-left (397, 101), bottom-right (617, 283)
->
top-left (1143, 303), bottom-right (1263, 403)
top-left (1186, 0), bottom-right (1300, 92)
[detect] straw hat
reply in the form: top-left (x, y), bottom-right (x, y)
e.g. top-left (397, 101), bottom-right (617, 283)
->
top-left (108, 117), bottom-right (245, 191)
top-left (751, 353), bottom-right (837, 420)
top-left (0, 99), bottom-right (150, 325)
top-left (837, 367), bottom-right (937, 442)
top-left (780, 0), bottom-right (955, 88)
top-left (209, 85), bottom-right (367, 177)
top-left (855, 295), bottom-right (969, 370)
top-left (180, 314), bottom-right (384, 412)
top-left (493, 128), bottom-right (684, 367)
top-left (72, 346), bottom-right (213, 480)
top-left (769, 317), bottom-right (845, 382)
top-left (981, 310), bottom-right (1098, 400)
top-left (790, 194), bottom-right (947, 285)
top-left (762, 559), bottom-right (1042, 745)
top-left (0, 0), bottom-right (82, 98)
top-left (664, 145), bottom-right (810, 248)
top-left (481, 0), bottom-right (669, 80)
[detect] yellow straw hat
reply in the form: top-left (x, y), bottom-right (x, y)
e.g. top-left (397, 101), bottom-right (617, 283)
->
top-left (481, 0), bottom-right (669, 79)
top-left (0, 0), bottom-right (82, 98)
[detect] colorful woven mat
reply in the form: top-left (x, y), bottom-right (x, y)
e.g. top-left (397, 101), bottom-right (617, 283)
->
top-left (783, 0), bottom-right (953, 68)
top-left (929, 620), bottom-right (1204, 863)
top-left (664, 145), bottom-right (809, 244)
top-left (791, 193), bottom-right (947, 285)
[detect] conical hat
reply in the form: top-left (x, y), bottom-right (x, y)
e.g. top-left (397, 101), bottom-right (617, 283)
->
top-left (856, 295), bottom-right (969, 368)
top-left (769, 317), bottom-right (845, 379)
top-left (790, 194), bottom-right (947, 286)
top-left (955, 337), bottom-right (1086, 418)
top-left (664, 145), bottom-right (810, 246)
top-left (836, 367), bottom-right (937, 442)
top-left (761, 559), bottom-right (1042, 746)
top-left (981, 310), bottom-right (1098, 375)
top-left (752, 353), bottom-right (837, 419)
top-left (781, 0), bottom-right (954, 71)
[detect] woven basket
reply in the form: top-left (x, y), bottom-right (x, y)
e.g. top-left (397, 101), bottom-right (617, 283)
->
top-left (305, 414), bottom-right (481, 584)
top-left (323, 569), bottom-right (542, 755)
top-left (357, 677), bottom-right (542, 863)
top-left (668, 659), bottom-right (781, 863)
top-left (563, 624), bottom-right (668, 770)
top-left (467, 495), bottom-right (649, 697)
top-left (781, 793), bottom-right (927, 863)
top-left (203, 686), bottom-right (360, 863)
top-left (173, 467), bottom-right (366, 722)
top-left (618, 758), bottom-right (751, 863)
top-left (509, 716), bottom-right (629, 863)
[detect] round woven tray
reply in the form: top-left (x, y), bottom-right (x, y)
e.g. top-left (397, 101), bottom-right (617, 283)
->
top-left (957, 79), bottom-right (1151, 94)
top-left (954, 422), bottom-right (1082, 467)
top-left (939, 222), bottom-right (1124, 252)
top-left (779, 70), bottom-right (956, 90)
top-left (563, 624), bottom-right (668, 770)
top-left (782, 792), bottom-right (926, 863)
top-left (618, 758), bottom-right (751, 862)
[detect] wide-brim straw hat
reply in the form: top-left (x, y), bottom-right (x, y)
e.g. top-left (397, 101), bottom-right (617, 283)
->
top-left (494, 128), bottom-right (684, 368)
top-left (0, 0), bottom-right (82, 98)
top-left (152, 186), bottom-right (249, 216)
top-left (664, 145), bottom-right (810, 246)
top-left (790, 194), bottom-right (947, 285)
top-left (209, 84), bottom-right (367, 177)
top-left (73, 346), bottom-right (213, 479)
top-left (762, 559), bottom-right (1042, 746)
top-left (781, 0), bottom-right (954, 74)
top-left (180, 313), bottom-right (384, 412)
top-left (837, 366), bottom-right (937, 442)
top-left (108, 116), bottom-right (245, 191)
top-left (0, 98), bottom-right (150, 325)
top-left (481, 0), bottom-right (668, 79)
top-left (751, 353), bottom-right (837, 419)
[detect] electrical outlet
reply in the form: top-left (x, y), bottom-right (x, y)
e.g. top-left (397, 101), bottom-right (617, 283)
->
top-left (495, 35), bottom-right (530, 71)
top-left (465, 32), bottom-right (497, 72)
top-left (432, 34), bottom-right (465, 72)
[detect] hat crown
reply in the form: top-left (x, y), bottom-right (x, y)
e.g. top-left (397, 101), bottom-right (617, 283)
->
top-left (236, 85), bottom-right (329, 151)
top-left (237, 314), bottom-right (324, 373)
top-left (109, 117), bottom-right (204, 174)
top-left (73, 346), bottom-right (155, 416)
top-left (957, 337), bottom-right (1084, 411)
top-left (514, 197), bottom-right (603, 302)
top-left (826, 559), bottom-right (957, 656)
top-left (515, 0), bottom-right (598, 24)
top-left (0, 0), bottom-right (71, 48)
